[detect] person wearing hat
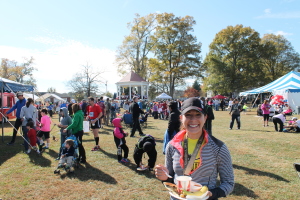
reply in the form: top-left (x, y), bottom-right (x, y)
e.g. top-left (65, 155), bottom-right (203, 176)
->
top-left (272, 112), bottom-right (286, 132)
top-left (6, 92), bottom-right (26, 145)
top-left (155, 97), bottom-right (234, 200)
top-left (133, 134), bottom-right (157, 171)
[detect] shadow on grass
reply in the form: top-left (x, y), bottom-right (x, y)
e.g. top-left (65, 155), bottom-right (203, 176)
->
top-left (59, 162), bottom-right (118, 184)
top-left (28, 151), bottom-right (52, 167)
top-left (99, 130), bottom-right (112, 135)
top-left (233, 164), bottom-right (290, 182)
top-left (0, 136), bottom-right (21, 166)
top-left (99, 148), bottom-right (156, 179)
top-left (231, 182), bottom-right (259, 198)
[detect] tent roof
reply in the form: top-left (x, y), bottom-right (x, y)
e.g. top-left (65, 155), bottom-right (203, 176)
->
top-left (117, 71), bottom-right (147, 83)
top-left (156, 93), bottom-right (172, 99)
top-left (23, 93), bottom-right (39, 100)
top-left (240, 71), bottom-right (300, 96)
top-left (36, 93), bottom-right (66, 102)
top-left (0, 78), bottom-right (34, 92)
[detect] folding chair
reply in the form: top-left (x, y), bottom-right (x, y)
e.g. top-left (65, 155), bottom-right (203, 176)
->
top-left (123, 113), bottom-right (133, 128)
top-left (294, 163), bottom-right (300, 179)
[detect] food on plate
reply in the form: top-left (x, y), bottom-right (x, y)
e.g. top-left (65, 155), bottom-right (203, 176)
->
top-left (183, 186), bottom-right (208, 197)
top-left (163, 182), bottom-right (179, 196)
top-left (164, 181), bottom-right (208, 199)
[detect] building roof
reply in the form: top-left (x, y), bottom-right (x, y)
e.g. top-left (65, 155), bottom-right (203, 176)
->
top-left (118, 71), bottom-right (147, 83)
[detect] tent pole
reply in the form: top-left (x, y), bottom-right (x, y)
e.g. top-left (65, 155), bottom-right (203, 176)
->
top-left (1, 82), bottom-right (4, 143)
top-left (252, 94), bottom-right (259, 108)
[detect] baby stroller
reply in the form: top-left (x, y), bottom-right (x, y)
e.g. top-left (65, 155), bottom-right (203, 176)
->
top-left (140, 113), bottom-right (148, 128)
top-left (54, 135), bottom-right (79, 174)
top-left (123, 113), bottom-right (133, 128)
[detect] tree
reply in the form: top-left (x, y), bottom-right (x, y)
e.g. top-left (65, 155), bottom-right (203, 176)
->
top-left (192, 80), bottom-right (201, 91)
top-left (102, 91), bottom-right (113, 98)
top-left (183, 86), bottom-right (200, 98)
top-left (0, 57), bottom-right (37, 87)
top-left (203, 25), bottom-right (262, 94)
top-left (116, 13), bottom-right (156, 80)
top-left (67, 63), bottom-right (104, 97)
top-left (47, 87), bottom-right (56, 93)
top-left (150, 13), bottom-right (202, 98)
top-left (260, 33), bottom-right (300, 82)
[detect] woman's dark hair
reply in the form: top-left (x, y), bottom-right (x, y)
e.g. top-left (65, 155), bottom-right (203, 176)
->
top-left (72, 103), bottom-right (81, 114)
top-left (26, 98), bottom-right (34, 107)
top-left (41, 109), bottom-right (48, 114)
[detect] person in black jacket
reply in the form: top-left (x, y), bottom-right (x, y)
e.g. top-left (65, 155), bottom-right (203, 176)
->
top-left (167, 101), bottom-right (181, 139)
top-left (130, 97), bottom-right (145, 137)
top-left (163, 101), bottom-right (181, 154)
top-left (133, 135), bottom-right (157, 171)
top-left (201, 97), bottom-right (215, 135)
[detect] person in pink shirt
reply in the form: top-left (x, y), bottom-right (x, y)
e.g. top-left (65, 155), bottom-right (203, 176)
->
top-left (261, 100), bottom-right (271, 126)
top-left (38, 109), bottom-right (52, 150)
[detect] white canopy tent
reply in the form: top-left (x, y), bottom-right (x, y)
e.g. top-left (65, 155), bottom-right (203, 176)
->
top-left (35, 93), bottom-right (66, 103)
top-left (156, 93), bottom-right (172, 99)
top-left (23, 93), bottom-right (39, 100)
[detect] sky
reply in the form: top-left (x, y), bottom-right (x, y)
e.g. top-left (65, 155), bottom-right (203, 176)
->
top-left (0, 0), bottom-right (299, 95)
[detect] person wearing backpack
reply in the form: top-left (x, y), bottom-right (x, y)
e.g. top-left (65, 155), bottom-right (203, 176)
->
top-left (155, 97), bottom-right (234, 200)
top-left (229, 99), bottom-right (242, 130)
top-left (104, 98), bottom-right (111, 126)
top-left (133, 134), bottom-right (157, 171)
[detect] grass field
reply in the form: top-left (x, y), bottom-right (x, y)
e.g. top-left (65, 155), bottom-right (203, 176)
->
top-left (0, 109), bottom-right (300, 200)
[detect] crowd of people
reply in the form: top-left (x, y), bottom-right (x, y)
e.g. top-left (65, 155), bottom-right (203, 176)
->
top-left (6, 91), bottom-right (300, 199)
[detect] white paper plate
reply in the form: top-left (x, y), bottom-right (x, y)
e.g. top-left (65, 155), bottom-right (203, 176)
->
top-left (169, 191), bottom-right (209, 200)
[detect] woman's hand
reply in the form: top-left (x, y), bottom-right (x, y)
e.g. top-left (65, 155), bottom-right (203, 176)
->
top-left (63, 129), bottom-right (67, 133)
top-left (207, 191), bottom-right (212, 198)
top-left (155, 164), bottom-right (169, 181)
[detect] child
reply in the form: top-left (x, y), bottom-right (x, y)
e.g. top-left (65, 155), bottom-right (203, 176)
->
top-left (38, 109), bottom-right (51, 150)
top-left (133, 134), bottom-right (157, 171)
top-left (55, 139), bottom-right (75, 173)
top-left (26, 121), bottom-right (40, 154)
top-left (112, 118), bottom-right (129, 164)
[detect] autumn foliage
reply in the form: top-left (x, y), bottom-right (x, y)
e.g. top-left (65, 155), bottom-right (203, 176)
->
top-left (183, 87), bottom-right (200, 98)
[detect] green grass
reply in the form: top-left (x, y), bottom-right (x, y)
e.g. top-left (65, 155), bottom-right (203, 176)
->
top-left (0, 110), bottom-right (300, 199)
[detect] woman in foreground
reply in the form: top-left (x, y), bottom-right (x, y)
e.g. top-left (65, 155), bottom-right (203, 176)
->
top-left (155, 97), bottom-right (234, 200)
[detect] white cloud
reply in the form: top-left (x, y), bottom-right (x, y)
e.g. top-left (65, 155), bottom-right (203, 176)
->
top-left (266, 30), bottom-right (293, 36)
top-left (0, 37), bottom-right (122, 95)
top-left (274, 30), bottom-right (293, 36)
top-left (256, 10), bottom-right (300, 19)
top-left (264, 8), bottom-right (271, 14)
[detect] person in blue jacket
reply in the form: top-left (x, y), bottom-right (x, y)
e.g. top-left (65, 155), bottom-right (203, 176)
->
top-left (6, 92), bottom-right (26, 145)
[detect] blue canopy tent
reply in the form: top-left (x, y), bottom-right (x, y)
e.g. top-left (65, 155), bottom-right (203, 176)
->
top-left (0, 78), bottom-right (34, 142)
top-left (239, 71), bottom-right (300, 111)
top-left (240, 71), bottom-right (300, 96)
